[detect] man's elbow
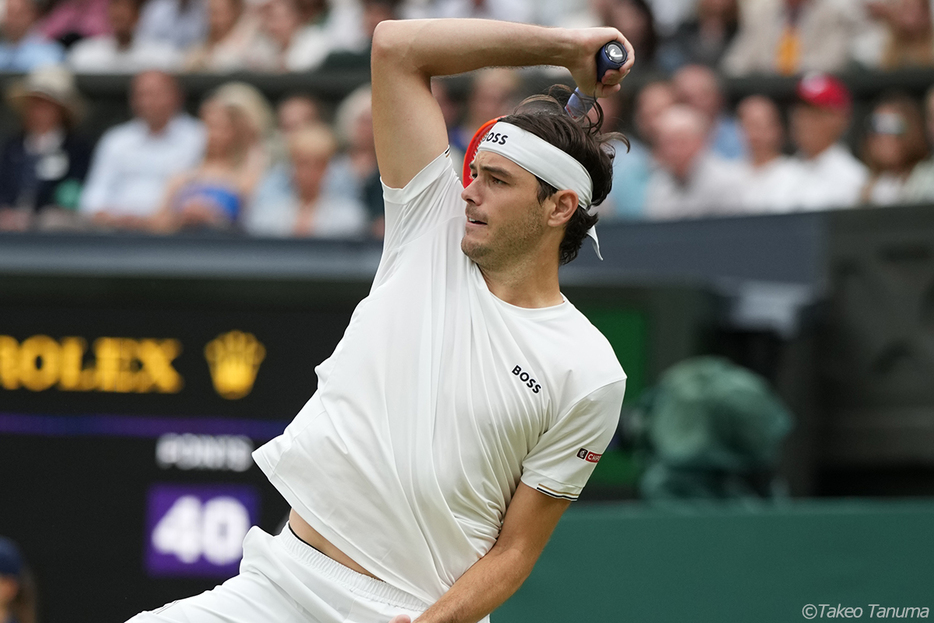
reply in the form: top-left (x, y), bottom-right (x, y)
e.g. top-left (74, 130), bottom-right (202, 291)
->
top-left (372, 19), bottom-right (427, 73)
top-left (371, 20), bottom-right (407, 66)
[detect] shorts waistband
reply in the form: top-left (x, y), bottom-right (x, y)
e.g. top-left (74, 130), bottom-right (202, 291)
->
top-left (279, 524), bottom-right (429, 612)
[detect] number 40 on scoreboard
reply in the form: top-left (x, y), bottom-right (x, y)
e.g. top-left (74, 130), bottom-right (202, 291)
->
top-left (145, 484), bottom-right (259, 577)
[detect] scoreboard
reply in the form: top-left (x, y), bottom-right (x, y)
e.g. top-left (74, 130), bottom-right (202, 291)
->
top-left (0, 276), bottom-right (365, 623)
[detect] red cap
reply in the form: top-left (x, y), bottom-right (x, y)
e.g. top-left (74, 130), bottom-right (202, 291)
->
top-left (796, 73), bottom-right (851, 111)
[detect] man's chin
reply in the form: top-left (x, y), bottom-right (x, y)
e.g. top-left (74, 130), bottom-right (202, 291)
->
top-left (460, 235), bottom-right (488, 262)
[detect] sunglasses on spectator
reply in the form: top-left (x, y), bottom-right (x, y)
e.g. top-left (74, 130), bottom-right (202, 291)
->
top-left (868, 112), bottom-right (907, 136)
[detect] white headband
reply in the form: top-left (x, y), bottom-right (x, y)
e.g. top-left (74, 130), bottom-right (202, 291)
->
top-left (476, 121), bottom-right (603, 260)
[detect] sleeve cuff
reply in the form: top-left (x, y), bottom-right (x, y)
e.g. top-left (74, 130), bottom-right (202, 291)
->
top-left (520, 468), bottom-right (582, 502)
top-left (380, 148), bottom-right (453, 205)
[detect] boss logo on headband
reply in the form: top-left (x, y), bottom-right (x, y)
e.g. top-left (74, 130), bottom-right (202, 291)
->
top-left (482, 132), bottom-right (508, 146)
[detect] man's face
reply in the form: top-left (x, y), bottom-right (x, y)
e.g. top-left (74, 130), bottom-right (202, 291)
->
top-left (277, 97), bottom-right (319, 136)
top-left (739, 99), bottom-right (783, 159)
top-left (23, 96), bottom-right (65, 134)
top-left (131, 72), bottom-right (180, 131)
top-left (791, 103), bottom-right (847, 158)
top-left (108, 0), bottom-right (139, 39)
top-left (460, 151), bottom-right (549, 269)
top-left (3, 0), bottom-right (38, 42)
top-left (635, 84), bottom-right (675, 145)
top-left (263, 0), bottom-right (299, 46)
top-left (673, 68), bottom-right (721, 122)
top-left (291, 146), bottom-right (330, 196)
top-left (656, 121), bottom-right (705, 179)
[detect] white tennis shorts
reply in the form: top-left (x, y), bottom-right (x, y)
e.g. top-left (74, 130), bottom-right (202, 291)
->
top-left (127, 525), bottom-right (430, 623)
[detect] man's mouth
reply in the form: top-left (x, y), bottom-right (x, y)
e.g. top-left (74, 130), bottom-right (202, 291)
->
top-left (466, 215), bottom-right (487, 226)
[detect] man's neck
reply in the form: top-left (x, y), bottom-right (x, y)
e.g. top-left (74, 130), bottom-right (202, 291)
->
top-left (147, 117), bottom-right (172, 135)
top-left (751, 151), bottom-right (780, 168)
top-left (116, 32), bottom-right (134, 49)
top-left (802, 143), bottom-right (836, 161)
top-left (478, 251), bottom-right (563, 309)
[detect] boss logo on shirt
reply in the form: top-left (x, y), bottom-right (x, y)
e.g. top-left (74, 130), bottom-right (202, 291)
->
top-left (483, 132), bottom-right (508, 146)
top-left (576, 448), bottom-right (602, 463)
top-left (511, 365), bottom-right (541, 394)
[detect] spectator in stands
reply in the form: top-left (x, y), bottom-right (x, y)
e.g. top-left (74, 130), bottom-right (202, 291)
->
top-left (602, 0), bottom-right (660, 73)
top-left (606, 81), bottom-right (675, 219)
top-left (80, 70), bottom-right (204, 230)
top-left (135, 0), bottom-right (208, 52)
top-left (644, 104), bottom-right (746, 219)
top-left (430, 78), bottom-right (460, 142)
top-left (295, 0), bottom-right (366, 52)
top-left (449, 68), bottom-right (520, 155)
top-left (319, 0), bottom-right (401, 70)
top-left (0, 0), bottom-right (65, 70)
top-left (859, 94), bottom-right (928, 206)
top-left (67, 0), bottom-right (181, 72)
top-left (721, 0), bottom-right (867, 76)
top-left (0, 536), bottom-right (37, 623)
top-left (154, 82), bottom-right (270, 232)
top-left (268, 92), bottom-right (321, 163)
top-left (672, 63), bottom-right (746, 160)
top-left (246, 123), bottom-right (367, 237)
top-left (324, 85), bottom-right (382, 236)
top-left (0, 65), bottom-right (91, 231)
top-left (38, 0), bottom-right (111, 47)
top-left (783, 73), bottom-right (868, 210)
top-left (636, 80), bottom-right (677, 150)
top-left (870, 0), bottom-right (934, 70)
top-left (649, 0), bottom-right (701, 37)
top-left (428, 0), bottom-right (533, 24)
top-left (184, 0), bottom-right (264, 72)
top-left (658, 0), bottom-right (738, 71)
top-left (736, 95), bottom-right (798, 213)
top-left (276, 93), bottom-right (321, 135)
top-left (251, 0), bottom-right (332, 71)
top-left (904, 87), bottom-right (934, 203)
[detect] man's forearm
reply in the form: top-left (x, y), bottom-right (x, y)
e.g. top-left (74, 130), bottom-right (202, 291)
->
top-left (372, 19), bottom-right (579, 80)
top-left (415, 542), bottom-right (534, 623)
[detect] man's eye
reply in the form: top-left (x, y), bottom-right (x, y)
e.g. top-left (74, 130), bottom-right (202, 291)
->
top-left (491, 177), bottom-right (505, 185)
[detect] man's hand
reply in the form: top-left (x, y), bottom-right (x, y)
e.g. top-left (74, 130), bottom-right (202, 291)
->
top-left (389, 616), bottom-right (412, 623)
top-left (562, 27), bottom-right (635, 99)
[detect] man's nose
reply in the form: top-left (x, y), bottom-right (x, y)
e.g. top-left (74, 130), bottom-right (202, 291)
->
top-left (461, 179), bottom-right (479, 204)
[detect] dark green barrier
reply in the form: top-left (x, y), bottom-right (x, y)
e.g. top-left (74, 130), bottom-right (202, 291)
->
top-left (500, 500), bottom-right (934, 622)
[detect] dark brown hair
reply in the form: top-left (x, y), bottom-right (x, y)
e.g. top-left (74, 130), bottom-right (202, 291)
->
top-left (501, 86), bottom-right (627, 265)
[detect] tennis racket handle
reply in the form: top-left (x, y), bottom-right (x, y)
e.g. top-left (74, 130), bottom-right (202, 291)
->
top-left (565, 41), bottom-right (628, 121)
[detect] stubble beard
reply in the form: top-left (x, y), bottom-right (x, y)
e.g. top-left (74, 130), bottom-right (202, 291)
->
top-left (461, 203), bottom-right (547, 272)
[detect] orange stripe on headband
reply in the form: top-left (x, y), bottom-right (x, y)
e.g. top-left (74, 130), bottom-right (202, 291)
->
top-left (462, 116), bottom-right (504, 188)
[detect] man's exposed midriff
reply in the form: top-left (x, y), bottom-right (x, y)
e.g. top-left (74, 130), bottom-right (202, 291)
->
top-left (288, 508), bottom-right (382, 581)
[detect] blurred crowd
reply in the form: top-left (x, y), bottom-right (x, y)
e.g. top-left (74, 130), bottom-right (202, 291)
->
top-left (2, 0), bottom-right (933, 75)
top-left (2, 0), bottom-right (934, 235)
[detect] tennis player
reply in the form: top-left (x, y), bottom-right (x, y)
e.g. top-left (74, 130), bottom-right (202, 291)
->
top-left (129, 18), bottom-right (633, 623)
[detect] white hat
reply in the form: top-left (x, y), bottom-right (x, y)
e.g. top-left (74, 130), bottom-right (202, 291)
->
top-left (6, 65), bottom-right (86, 127)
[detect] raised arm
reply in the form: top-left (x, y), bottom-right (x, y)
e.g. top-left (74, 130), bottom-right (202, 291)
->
top-left (370, 19), bottom-right (634, 189)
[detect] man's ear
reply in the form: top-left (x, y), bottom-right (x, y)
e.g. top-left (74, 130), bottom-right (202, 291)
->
top-left (547, 190), bottom-right (578, 227)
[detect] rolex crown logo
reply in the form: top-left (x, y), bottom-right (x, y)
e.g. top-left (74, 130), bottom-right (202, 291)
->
top-left (204, 331), bottom-right (266, 400)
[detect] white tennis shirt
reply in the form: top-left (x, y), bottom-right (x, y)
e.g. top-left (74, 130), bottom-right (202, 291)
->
top-left (254, 149), bottom-right (627, 604)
